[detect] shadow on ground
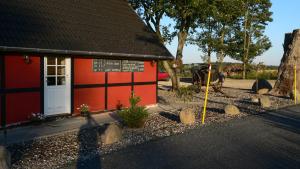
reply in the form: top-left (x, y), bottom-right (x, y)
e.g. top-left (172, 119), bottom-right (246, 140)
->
top-left (159, 112), bottom-right (180, 123)
top-left (75, 115), bottom-right (108, 169)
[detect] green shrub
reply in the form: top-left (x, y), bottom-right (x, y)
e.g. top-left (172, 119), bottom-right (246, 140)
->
top-left (228, 70), bottom-right (277, 80)
top-left (117, 94), bottom-right (149, 128)
top-left (176, 85), bottom-right (198, 103)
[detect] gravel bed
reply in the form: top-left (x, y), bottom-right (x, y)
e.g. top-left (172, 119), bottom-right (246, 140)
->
top-left (8, 87), bottom-right (293, 169)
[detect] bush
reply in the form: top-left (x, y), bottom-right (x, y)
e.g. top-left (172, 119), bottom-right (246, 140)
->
top-left (117, 94), bottom-right (149, 128)
top-left (176, 85), bottom-right (198, 103)
top-left (228, 70), bottom-right (277, 80)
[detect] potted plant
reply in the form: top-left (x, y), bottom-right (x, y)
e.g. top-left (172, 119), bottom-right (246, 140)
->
top-left (28, 112), bottom-right (45, 125)
top-left (77, 104), bottom-right (90, 117)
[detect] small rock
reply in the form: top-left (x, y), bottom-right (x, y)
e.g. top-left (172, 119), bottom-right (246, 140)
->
top-left (101, 124), bottom-right (122, 145)
top-left (259, 96), bottom-right (271, 108)
top-left (224, 105), bottom-right (240, 116)
top-left (257, 88), bottom-right (269, 95)
top-left (0, 146), bottom-right (11, 169)
top-left (251, 96), bottom-right (259, 103)
top-left (179, 108), bottom-right (196, 125)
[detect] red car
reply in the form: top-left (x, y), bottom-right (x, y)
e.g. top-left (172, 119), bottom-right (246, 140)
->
top-left (158, 70), bottom-right (170, 81)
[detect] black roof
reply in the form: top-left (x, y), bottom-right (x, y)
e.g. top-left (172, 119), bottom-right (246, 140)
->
top-left (0, 0), bottom-right (173, 60)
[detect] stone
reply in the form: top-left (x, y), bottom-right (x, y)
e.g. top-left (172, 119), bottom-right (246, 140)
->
top-left (251, 96), bottom-right (259, 103)
top-left (0, 146), bottom-right (11, 169)
top-left (257, 88), bottom-right (270, 95)
top-left (251, 79), bottom-right (272, 93)
top-left (259, 96), bottom-right (271, 108)
top-left (179, 108), bottom-right (196, 125)
top-left (224, 105), bottom-right (240, 116)
top-left (101, 123), bottom-right (122, 145)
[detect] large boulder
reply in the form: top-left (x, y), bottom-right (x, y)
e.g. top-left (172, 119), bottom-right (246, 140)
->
top-left (0, 146), bottom-right (10, 169)
top-left (101, 123), bottom-right (122, 145)
top-left (224, 105), bottom-right (240, 116)
top-left (252, 79), bottom-right (273, 94)
top-left (259, 96), bottom-right (271, 108)
top-left (179, 108), bottom-right (196, 125)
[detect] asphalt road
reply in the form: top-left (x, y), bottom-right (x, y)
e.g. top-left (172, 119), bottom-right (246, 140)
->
top-left (65, 105), bottom-right (300, 169)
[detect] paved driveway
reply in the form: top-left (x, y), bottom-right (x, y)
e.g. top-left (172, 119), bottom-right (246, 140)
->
top-left (65, 105), bottom-right (300, 169)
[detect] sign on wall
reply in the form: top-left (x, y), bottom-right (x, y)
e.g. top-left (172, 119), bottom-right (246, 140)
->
top-left (93, 59), bottom-right (144, 72)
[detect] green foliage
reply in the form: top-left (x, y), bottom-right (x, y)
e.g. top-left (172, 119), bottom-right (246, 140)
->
top-left (129, 0), bottom-right (273, 80)
top-left (176, 85), bottom-right (198, 103)
top-left (229, 0), bottom-right (273, 78)
top-left (117, 94), bottom-right (149, 128)
top-left (128, 0), bottom-right (175, 44)
top-left (229, 70), bottom-right (277, 80)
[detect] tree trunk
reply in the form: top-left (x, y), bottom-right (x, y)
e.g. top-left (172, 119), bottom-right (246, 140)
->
top-left (217, 31), bottom-right (225, 72)
top-left (154, 25), bottom-right (178, 91)
top-left (176, 31), bottom-right (188, 60)
top-left (242, 6), bottom-right (249, 79)
top-left (162, 60), bottom-right (178, 90)
top-left (273, 29), bottom-right (300, 96)
top-left (174, 30), bottom-right (188, 89)
top-left (242, 62), bottom-right (246, 79)
top-left (207, 46), bottom-right (212, 64)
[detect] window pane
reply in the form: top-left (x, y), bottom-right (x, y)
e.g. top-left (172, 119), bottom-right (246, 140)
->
top-left (47, 57), bottom-right (56, 65)
top-left (57, 58), bottom-right (65, 65)
top-left (57, 66), bottom-right (65, 75)
top-left (47, 77), bottom-right (56, 86)
top-left (47, 66), bottom-right (56, 75)
top-left (57, 77), bottom-right (66, 85)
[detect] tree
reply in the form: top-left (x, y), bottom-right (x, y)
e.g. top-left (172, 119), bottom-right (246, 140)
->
top-left (128, 0), bottom-right (179, 90)
top-left (232, 0), bottom-right (273, 79)
top-left (167, 0), bottom-right (206, 88)
top-left (189, 0), bottom-right (217, 64)
top-left (213, 0), bottom-right (244, 72)
top-left (189, 0), bottom-right (244, 71)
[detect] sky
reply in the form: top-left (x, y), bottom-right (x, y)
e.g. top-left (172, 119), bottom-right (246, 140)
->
top-left (163, 0), bottom-right (300, 66)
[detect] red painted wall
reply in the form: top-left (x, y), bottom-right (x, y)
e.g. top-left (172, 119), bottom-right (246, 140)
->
top-left (74, 58), bottom-right (105, 84)
top-left (4, 56), bottom-right (157, 125)
top-left (134, 61), bottom-right (156, 82)
top-left (74, 88), bottom-right (105, 114)
top-left (107, 86), bottom-right (131, 110)
top-left (6, 93), bottom-right (40, 124)
top-left (5, 55), bottom-right (40, 88)
top-left (74, 59), bottom-right (157, 111)
top-left (134, 84), bottom-right (156, 106)
top-left (4, 55), bottom-right (41, 125)
top-left (108, 72), bottom-right (131, 83)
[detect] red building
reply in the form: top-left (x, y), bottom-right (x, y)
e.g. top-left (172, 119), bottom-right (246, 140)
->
top-left (0, 1), bottom-right (173, 127)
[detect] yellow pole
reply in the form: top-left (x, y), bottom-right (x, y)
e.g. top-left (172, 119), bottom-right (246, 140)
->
top-left (202, 64), bottom-right (212, 124)
top-left (294, 65), bottom-right (297, 104)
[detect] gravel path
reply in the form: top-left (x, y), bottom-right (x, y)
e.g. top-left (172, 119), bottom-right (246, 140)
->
top-left (8, 86), bottom-right (294, 169)
top-left (67, 105), bottom-right (300, 169)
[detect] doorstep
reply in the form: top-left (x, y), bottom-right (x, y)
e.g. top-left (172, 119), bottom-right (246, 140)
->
top-left (0, 112), bottom-right (118, 145)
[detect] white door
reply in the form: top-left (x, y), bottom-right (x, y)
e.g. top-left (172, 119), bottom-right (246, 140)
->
top-left (44, 57), bottom-right (71, 116)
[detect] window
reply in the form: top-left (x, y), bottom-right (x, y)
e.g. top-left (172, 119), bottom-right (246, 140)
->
top-left (46, 57), bottom-right (66, 86)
